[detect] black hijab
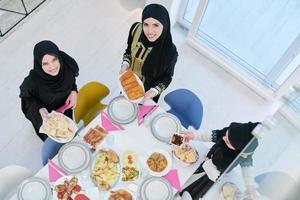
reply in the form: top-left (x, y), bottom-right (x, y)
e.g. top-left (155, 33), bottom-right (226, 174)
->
top-left (30, 40), bottom-right (79, 92)
top-left (141, 4), bottom-right (178, 78)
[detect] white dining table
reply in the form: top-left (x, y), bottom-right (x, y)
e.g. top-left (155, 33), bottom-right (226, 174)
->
top-left (10, 103), bottom-right (209, 200)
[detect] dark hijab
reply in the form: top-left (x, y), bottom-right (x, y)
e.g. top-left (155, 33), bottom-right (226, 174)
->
top-left (141, 4), bottom-right (178, 78)
top-left (30, 40), bottom-right (79, 92)
top-left (208, 122), bottom-right (260, 172)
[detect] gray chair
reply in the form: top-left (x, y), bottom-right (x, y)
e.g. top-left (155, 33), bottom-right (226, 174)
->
top-left (0, 165), bottom-right (33, 199)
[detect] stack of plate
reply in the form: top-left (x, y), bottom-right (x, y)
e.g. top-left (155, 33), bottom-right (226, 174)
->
top-left (58, 141), bottom-right (91, 174)
top-left (107, 95), bottom-right (138, 124)
top-left (17, 177), bottom-right (51, 200)
top-left (139, 177), bottom-right (173, 200)
top-left (150, 113), bottom-right (181, 143)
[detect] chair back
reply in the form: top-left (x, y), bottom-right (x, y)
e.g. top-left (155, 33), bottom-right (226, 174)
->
top-left (74, 81), bottom-right (110, 126)
top-left (0, 165), bottom-right (32, 199)
top-left (164, 89), bottom-right (203, 129)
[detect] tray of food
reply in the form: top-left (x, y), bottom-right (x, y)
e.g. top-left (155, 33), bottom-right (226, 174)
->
top-left (119, 69), bottom-right (145, 103)
top-left (39, 111), bottom-right (77, 143)
top-left (91, 148), bottom-right (120, 190)
top-left (83, 125), bottom-right (107, 149)
top-left (121, 150), bottom-right (140, 183)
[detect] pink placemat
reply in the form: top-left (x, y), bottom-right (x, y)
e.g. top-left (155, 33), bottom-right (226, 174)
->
top-left (100, 112), bottom-right (124, 132)
top-left (163, 169), bottom-right (182, 192)
top-left (137, 105), bottom-right (158, 125)
top-left (48, 159), bottom-right (68, 182)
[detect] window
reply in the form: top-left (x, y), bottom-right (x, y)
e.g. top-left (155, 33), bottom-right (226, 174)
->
top-left (184, 0), bottom-right (300, 99)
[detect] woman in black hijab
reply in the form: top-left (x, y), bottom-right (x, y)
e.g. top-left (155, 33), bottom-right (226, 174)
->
top-left (120, 3), bottom-right (178, 103)
top-left (20, 40), bottom-right (79, 141)
top-left (179, 122), bottom-right (261, 199)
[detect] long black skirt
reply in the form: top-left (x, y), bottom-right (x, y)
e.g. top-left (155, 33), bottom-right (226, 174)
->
top-left (180, 165), bottom-right (215, 199)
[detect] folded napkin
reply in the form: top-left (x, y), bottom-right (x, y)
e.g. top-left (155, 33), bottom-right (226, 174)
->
top-left (56, 102), bottom-right (70, 113)
top-left (100, 112), bottom-right (124, 132)
top-left (137, 105), bottom-right (158, 126)
top-left (48, 159), bottom-right (68, 182)
top-left (163, 169), bottom-right (182, 192)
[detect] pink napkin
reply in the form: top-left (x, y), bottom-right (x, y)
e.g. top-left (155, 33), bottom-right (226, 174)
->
top-left (163, 169), bottom-right (182, 192)
top-left (137, 105), bottom-right (158, 125)
top-left (48, 159), bottom-right (68, 182)
top-left (100, 112), bottom-right (124, 132)
top-left (56, 102), bottom-right (70, 113)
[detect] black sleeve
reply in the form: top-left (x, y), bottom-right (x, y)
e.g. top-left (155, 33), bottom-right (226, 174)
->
top-left (153, 51), bottom-right (178, 94)
top-left (123, 22), bottom-right (139, 65)
top-left (19, 80), bottom-right (45, 132)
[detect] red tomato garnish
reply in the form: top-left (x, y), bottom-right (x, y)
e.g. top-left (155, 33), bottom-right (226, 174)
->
top-left (73, 185), bottom-right (81, 192)
top-left (57, 192), bottom-right (64, 198)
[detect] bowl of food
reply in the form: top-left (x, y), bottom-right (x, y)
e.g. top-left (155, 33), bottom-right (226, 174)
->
top-left (145, 149), bottom-right (172, 177)
top-left (171, 144), bottom-right (198, 167)
top-left (91, 148), bottom-right (120, 190)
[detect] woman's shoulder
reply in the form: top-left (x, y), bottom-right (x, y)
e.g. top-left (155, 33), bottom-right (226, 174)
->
top-left (129, 22), bottom-right (142, 36)
top-left (20, 71), bottom-right (37, 90)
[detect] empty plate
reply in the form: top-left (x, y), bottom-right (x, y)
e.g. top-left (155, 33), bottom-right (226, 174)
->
top-left (139, 177), bottom-right (173, 200)
top-left (17, 177), bottom-right (51, 200)
top-left (107, 95), bottom-right (138, 124)
top-left (58, 141), bottom-right (91, 174)
top-left (150, 113), bottom-right (181, 143)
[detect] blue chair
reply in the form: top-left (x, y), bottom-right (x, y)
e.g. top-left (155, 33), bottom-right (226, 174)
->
top-left (164, 89), bottom-right (203, 130)
top-left (41, 138), bottom-right (64, 166)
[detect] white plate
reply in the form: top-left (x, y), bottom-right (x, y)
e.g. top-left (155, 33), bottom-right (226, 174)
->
top-left (58, 141), bottom-right (91, 174)
top-left (17, 177), bottom-right (51, 200)
top-left (40, 111), bottom-right (78, 143)
top-left (107, 95), bottom-right (138, 124)
top-left (144, 149), bottom-right (172, 177)
top-left (139, 177), bottom-right (173, 200)
top-left (119, 71), bottom-right (145, 103)
top-left (150, 113), bottom-right (181, 143)
top-left (53, 176), bottom-right (82, 200)
top-left (105, 187), bottom-right (136, 200)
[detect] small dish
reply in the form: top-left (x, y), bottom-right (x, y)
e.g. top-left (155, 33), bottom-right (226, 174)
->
top-left (105, 187), bottom-right (136, 200)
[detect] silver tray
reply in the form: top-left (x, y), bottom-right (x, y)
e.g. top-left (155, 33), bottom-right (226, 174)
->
top-left (107, 95), bottom-right (138, 124)
top-left (150, 113), bottom-right (181, 144)
top-left (17, 177), bottom-right (51, 200)
top-left (139, 177), bottom-right (173, 200)
top-left (58, 141), bottom-right (91, 174)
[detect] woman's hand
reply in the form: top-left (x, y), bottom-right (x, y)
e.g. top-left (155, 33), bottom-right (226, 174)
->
top-left (39, 108), bottom-right (49, 120)
top-left (179, 131), bottom-right (195, 143)
top-left (141, 89), bottom-right (157, 103)
top-left (119, 63), bottom-right (129, 74)
top-left (65, 91), bottom-right (77, 109)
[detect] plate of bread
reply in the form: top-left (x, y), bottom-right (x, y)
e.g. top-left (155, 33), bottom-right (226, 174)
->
top-left (119, 69), bottom-right (145, 103)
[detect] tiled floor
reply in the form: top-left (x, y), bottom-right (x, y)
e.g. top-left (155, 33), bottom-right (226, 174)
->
top-left (1, 0), bottom-right (297, 198)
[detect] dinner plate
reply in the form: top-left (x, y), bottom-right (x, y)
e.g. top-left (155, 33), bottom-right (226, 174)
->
top-left (119, 71), bottom-right (145, 103)
top-left (144, 149), bottom-right (172, 177)
top-left (150, 113), bottom-right (181, 143)
top-left (105, 187), bottom-right (136, 200)
top-left (58, 141), bottom-right (91, 174)
top-left (139, 177), bottom-right (173, 200)
top-left (17, 177), bottom-right (51, 200)
top-left (39, 111), bottom-right (78, 143)
top-left (107, 95), bottom-right (138, 124)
